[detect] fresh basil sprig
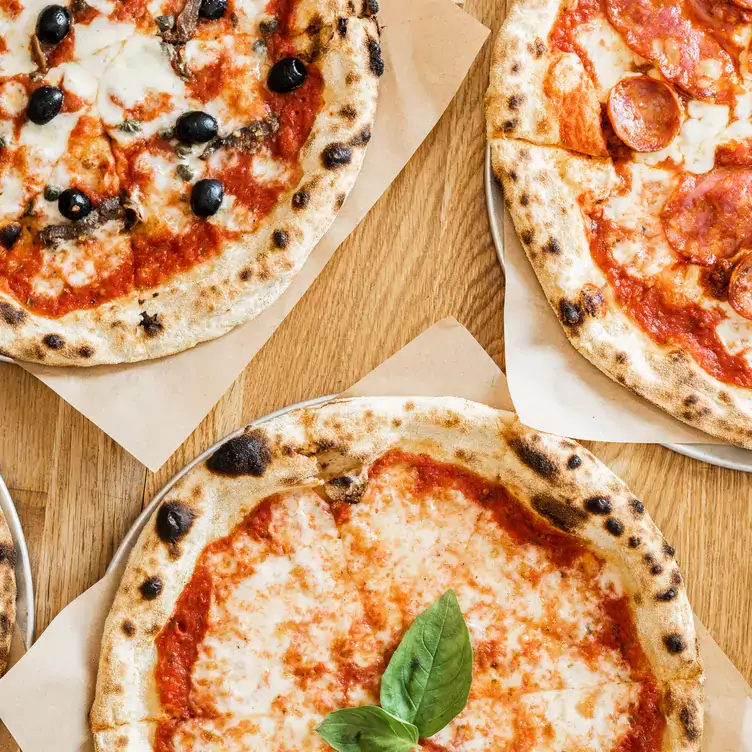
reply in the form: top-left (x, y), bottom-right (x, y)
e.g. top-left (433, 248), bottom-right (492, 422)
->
top-left (316, 590), bottom-right (473, 751)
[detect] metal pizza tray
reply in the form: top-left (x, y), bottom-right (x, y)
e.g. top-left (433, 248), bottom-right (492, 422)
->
top-left (0, 474), bottom-right (34, 649)
top-left (484, 146), bottom-right (752, 473)
top-left (108, 395), bottom-right (336, 573)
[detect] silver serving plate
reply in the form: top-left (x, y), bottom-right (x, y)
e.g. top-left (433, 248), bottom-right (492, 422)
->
top-left (0, 475), bottom-right (34, 648)
top-left (108, 395), bottom-right (336, 572)
top-left (484, 147), bottom-right (752, 473)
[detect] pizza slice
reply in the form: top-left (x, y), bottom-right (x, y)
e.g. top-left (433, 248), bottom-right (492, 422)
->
top-left (0, 505), bottom-right (16, 679)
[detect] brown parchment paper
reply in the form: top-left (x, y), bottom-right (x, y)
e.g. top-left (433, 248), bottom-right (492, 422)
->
top-left (14, 0), bottom-right (490, 473)
top-left (503, 212), bottom-right (725, 445)
top-left (0, 319), bottom-right (748, 752)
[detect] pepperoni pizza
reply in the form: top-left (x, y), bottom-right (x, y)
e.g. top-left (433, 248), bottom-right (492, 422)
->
top-left (91, 398), bottom-right (704, 751)
top-left (0, 0), bottom-right (382, 365)
top-left (488, 0), bottom-right (752, 447)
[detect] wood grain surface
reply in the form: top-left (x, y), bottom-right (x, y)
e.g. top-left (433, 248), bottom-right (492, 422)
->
top-left (0, 0), bottom-right (750, 691)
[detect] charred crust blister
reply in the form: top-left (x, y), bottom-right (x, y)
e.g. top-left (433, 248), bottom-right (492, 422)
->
top-left (520, 229), bottom-right (534, 245)
top-left (122, 620), bottom-right (136, 637)
top-left (337, 16), bottom-right (348, 36)
top-left (507, 94), bottom-right (524, 110)
top-left (367, 38), bottom-right (384, 77)
top-left (580, 284), bottom-right (606, 317)
top-left (584, 496), bottom-right (612, 515)
top-left (502, 119), bottom-right (518, 133)
top-left (560, 299), bottom-right (585, 327)
top-left (679, 705), bottom-right (701, 741)
top-left (657, 587), bottom-right (678, 602)
top-left (272, 229), bottom-right (289, 249)
top-left (322, 143), bottom-right (353, 169)
top-left (156, 501), bottom-right (195, 544)
top-left (509, 438), bottom-right (558, 480)
top-left (138, 311), bottom-right (164, 338)
top-left (543, 238), bottom-right (561, 254)
top-left (206, 432), bottom-right (272, 477)
top-left (140, 576), bottom-right (163, 600)
top-left (567, 454), bottom-right (582, 470)
top-left (663, 542), bottom-right (676, 558)
top-left (630, 499), bottom-right (645, 515)
top-left (43, 333), bottom-right (64, 350)
top-left (532, 495), bottom-right (588, 533)
top-left (77, 345), bottom-right (94, 358)
top-left (0, 302), bottom-right (25, 327)
top-left (292, 190), bottom-right (310, 210)
top-left (605, 518), bottom-right (624, 536)
top-left (651, 564), bottom-right (664, 575)
top-left (339, 105), bottom-right (357, 121)
top-left (664, 634), bottom-right (686, 654)
top-left (0, 543), bottom-right (16, 567)
top-left (361, 0), bottom-right (378, 16)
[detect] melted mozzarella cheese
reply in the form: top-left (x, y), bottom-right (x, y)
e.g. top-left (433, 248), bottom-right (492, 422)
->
top-left (74, 15), bottom-right (134, 60)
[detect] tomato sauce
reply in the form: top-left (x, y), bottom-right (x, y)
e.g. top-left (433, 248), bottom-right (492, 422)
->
top-left (45, 30), bottom-right (75, 68)
top-left (549, 0), bottom-right (604, 52)
top-left (591, 216), bottom-right (752, 387)
top-left (0, 0), bottom-right (22, 19)
top-left (615, 679), bottom-right (666, 752)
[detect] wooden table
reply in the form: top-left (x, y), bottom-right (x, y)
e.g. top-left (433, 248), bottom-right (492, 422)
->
top-left (0, 0), bottom-right (750, 686)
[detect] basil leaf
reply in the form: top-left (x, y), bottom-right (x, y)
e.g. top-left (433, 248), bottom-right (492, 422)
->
top-left (316, 706), bottom-right (420, 752)
top-left (380, 589), bottom-right (473, 738)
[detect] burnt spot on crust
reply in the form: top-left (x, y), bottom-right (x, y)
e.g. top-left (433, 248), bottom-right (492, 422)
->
top-left (337, 16), bottom-right (348, 36)
top-left (122, 620), bottom-right (136, 637)
top-left (605, 518), bottom-right (624, 536)
top-left (567, 454), bottom-right (581, 470)
top-left (502, 119), bottom-right (518, 134)
top-left (351, 127), bottom-right (372, 148)
top-left (508, 94), bottom-right (524, 110)
top-left (138, 311), bottom-right (164, 338)
top-left (509, 438), bottom-right (558, 480)
top-left (43, 334), bottom-right (65, 350)
top-left (671, 569), bottom-right (683, 586)
top-left (511, 63), bottom-right (520, 73)
top-left (508, 170), bottom-right (518, 182)
top-left (77, 345), bottom-right (94, 359)
top-left (664, 634), bottom-right (686, 654)
top-left (140, 576), bottom-right (163, 600)
top-left (0, 303), bottom-right (25, 327)
top-left (679, 704), bottom-right (702, 742)
top-left (0, 543), bottom-right (16, 567)
top-left (322, 144), bottom-right (353, 169)
top-left (335, 193), bottom-right (346, 211)
top-left (339, 105), bottom-right (358, 121)
top-left (292, 190), bottom-right (310, 210)
top-left (663, 542), bottom-right (676, 557)
top-left (584, 496), bottom-right (612, 515)
top-left (580, 284), bottom-right (606, 318)
top-left (560, 299), bottom-right (585, 327)
top-left (272, 230), bottom-right (289, 249)
top-left (628, 535), bottom-right (641, 548)
top-left (528, 39), bottom-right (546, 58)
top-left (532, 495), bottom-right (588, 533)
top-left (543, 238), bottom-right (561, 254)
top-left (156, 501), bottom-right (195, 544)
top-left (520, 229), bottom-right (534, 245)
top-left (361, 0), bottom-right (378, 16)
top-left (207, 431), bottom-right (272, 477)
top-left (368, 38), bottom-right (384, 77)
top-left (615, 352), bottom-right (628, 365)
top-left (239, 267), bottom-right (253, 282)
top-left (630, 499), bottom-right (645, 515)
top-left (683, 394), bottom-right (699, 407)
top-left (651, 564), bottom-right (664, 575)
top-left (519, 194), bottom-right (529, 206)
top-left (657, 587), bottom-right (678, 601)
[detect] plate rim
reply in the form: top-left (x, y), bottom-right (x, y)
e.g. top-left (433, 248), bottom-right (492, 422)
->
top-left (484, 143), bottom-right (752, 473)
top-left (0, 475), bottom-right (34, 648)
top-left (107, 395), bottom-right (337, 574)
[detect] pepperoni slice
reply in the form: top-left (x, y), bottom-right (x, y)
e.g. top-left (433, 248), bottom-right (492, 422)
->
top-left (607, 76), bottom-right (683, 152)
top-left (606, 0), bottom-right (740, 103)
top-left (728, 0), bottom-right (752, 12)
top-left (729, 253), bottom-right (752, 319)
top-left (686, 0), bottom-right (752, 53)
top-left (661, 169), bottom-right (752, 265)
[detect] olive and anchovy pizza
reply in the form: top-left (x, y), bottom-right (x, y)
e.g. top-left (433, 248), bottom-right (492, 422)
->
top-left (0, 0), bottom-right (382, 365)
top-left (91, 397), bottom-right (704, 751)
top-left (488, 0), bottom-right (752, 447)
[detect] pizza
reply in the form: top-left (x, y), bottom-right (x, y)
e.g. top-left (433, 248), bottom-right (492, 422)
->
top-left (0, 0), bottom-right (382, 366)
top-left (0, 504), bottom-right (16, 678)
top-left (91, 397), bottom-right (704, 751)
top-left (487, 0), bottom-right (752, 447)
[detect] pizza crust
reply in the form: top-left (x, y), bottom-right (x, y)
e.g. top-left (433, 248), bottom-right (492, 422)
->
top-left (0, 506), bottom-right (17, 678)
top-left (91, 396), bottom-right (703, 750)
top-left (0, 7), bottom-right (382, 366)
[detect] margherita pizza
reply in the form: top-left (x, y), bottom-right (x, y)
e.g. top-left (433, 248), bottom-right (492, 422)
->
top-left (0, 0), bottom-right (381, 365)
top-left (488, 0), bottom-right (752, 447)
top-left (91, 397), bottom-right (704, 751)
top-left (0, 504), bottom-right (16, 678)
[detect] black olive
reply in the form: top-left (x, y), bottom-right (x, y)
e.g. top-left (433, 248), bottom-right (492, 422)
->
top-left (199, 0), bottom-right (226, 19)
top-left (175, 111), bottom-right (218, 143)
top-left (191, 179), bottom-right (223, 217)
top-left (27, 85), bottom-right (64, 125)
top-left (36, 4), bottom-right (71, 44)
top-left (58, 188), bottom-right (92, 220)
top-left (0, 224), bottom-right (21, 250)
top-left (268, 57), bottom-right (307, 94)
